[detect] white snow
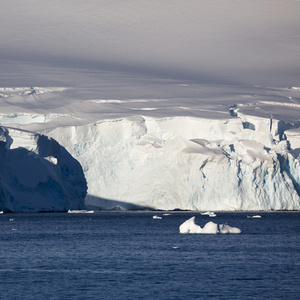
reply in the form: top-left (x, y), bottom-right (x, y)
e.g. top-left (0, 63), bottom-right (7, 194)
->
top-left (0, 1), bottom-right (299, 212)
top-left (0, 113), bottom-right (65, 126)
top-left (0, 87), bottom-right (65, 97)
top-left (179, 216), bottom-right (241, 234)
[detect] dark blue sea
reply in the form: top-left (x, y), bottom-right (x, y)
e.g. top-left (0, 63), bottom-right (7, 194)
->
top-left (0, 212), bottom-right (299, 299)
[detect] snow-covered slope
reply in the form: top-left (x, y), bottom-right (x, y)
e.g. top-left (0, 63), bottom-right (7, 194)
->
top-left (0, 126), bottom-right (87, 212)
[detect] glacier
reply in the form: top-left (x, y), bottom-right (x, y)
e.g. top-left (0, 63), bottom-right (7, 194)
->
top-left (0, 83), bottom-right (300, 211)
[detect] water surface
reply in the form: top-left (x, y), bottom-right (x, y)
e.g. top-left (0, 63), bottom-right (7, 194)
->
top-left (0, 212), bottom-right (299, 299)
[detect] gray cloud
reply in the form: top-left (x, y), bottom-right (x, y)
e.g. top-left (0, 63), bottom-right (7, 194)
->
top-left (1, 0), bottom-right (300, 84)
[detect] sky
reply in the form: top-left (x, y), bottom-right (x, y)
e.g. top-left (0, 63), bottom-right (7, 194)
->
top-left (1, 0), bottom-right (300, 85)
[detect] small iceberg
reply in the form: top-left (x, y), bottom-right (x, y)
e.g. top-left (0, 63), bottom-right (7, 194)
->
top-left (179, 216), bottom-right (202, 233)
top-left (201, 211), bottom-right (216, 217)
top-left (201, 221), bottom-right (219, 234)
top-left (247, 215), bottom-right (261, 219)
top-left (201, 211), bottom-right (212, 215)
top-left (67, 210), bottom-right (94, 214)
top-left (153, 215), bottom-right (162, 219)
top-left (219, 223), bottom-right (241, 234)
top-left (179, 216), bottom-right (241, 234)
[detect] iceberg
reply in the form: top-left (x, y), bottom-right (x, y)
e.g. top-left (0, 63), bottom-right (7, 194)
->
top-left (201, 211), bottom-right (214, 216)
top-left (201, 212), bottom-right (217, 217)
top-left (247, 215), bottom-right (262, 219)
top-left (67, 210), bottom-right (94, 214)
top-left (179, 217), bottom-right (202, 234)
top-left (219, 224), bottom-right (242, 234)
top-left (201, 221), bottom-right (219, 234)
top-left (179, 216), bottom-right (241, 234)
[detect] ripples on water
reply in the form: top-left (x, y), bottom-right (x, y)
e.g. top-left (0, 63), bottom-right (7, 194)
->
top-left (0, 212), bottom-right (299, 299)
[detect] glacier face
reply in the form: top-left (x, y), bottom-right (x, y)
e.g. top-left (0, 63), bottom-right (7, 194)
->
top-left (0, 83), bottom-right (299, 211)
top-left (47, 115), bottom-right (300, 211)
top-left (0, 126), bottom-right (87, 212)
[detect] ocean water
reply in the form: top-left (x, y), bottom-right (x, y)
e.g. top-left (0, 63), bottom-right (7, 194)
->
top-left (0, 212), bottom-right (299, 299)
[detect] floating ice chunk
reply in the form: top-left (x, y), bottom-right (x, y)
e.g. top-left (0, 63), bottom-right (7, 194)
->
top-left (179, 217), bottom-right (241, 234)
top-left (201, 211), bottom-right (214, 215)
top-left (201, 221), bottom-right (219, 234)
top-left (67, 210), bottom-right (94, 213)
top-left (153, 215), bottom-right (162, 219)
top-left (219, 224), bottom-right (242, 234)
top-left (179, 216), bottom-right (202, 234)
top-left (247, 215), bottom-right (262, 219)
top-left (201, 211), bottom-right (216, 217)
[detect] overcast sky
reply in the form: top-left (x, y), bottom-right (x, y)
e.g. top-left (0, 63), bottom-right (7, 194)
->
top-left (1, 0), bottom-right (300, 85)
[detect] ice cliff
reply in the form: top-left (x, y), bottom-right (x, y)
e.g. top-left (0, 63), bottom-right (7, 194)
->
top-left (0, 126), bottom-right (87, 212)
top-left (47, 115), bottom-right (300, 211)
top-left (1, 86), bottom-right (300, 211)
